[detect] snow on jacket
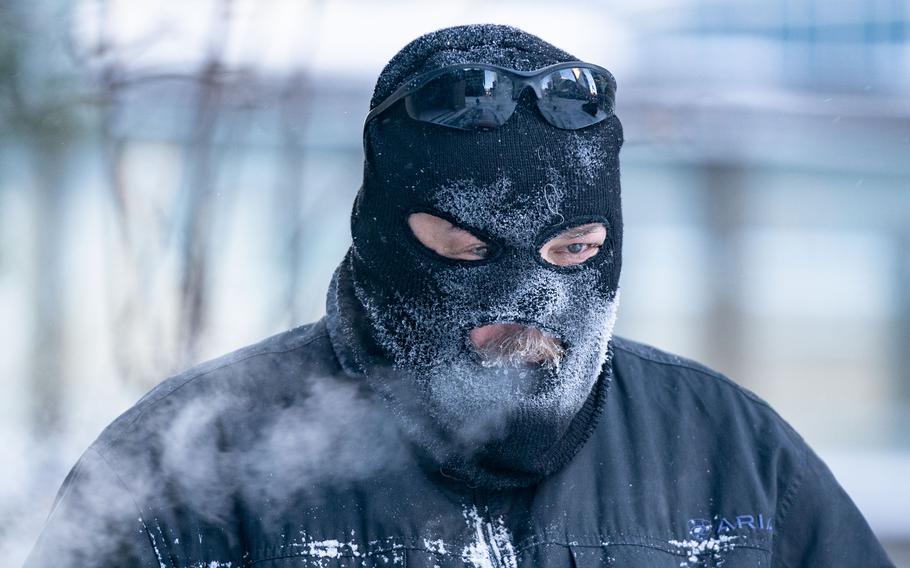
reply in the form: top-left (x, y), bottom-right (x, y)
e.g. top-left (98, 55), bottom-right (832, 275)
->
top-left (24, 317), bottom-right (894, 567)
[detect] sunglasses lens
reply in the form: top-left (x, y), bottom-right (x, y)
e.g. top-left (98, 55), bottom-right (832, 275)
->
top-left (404, 68), bottom-right (518, 130)
top-left (538, 67), bottom-right (615, 129)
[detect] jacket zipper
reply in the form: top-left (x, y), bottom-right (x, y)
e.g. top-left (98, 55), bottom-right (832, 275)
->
top-left (472, 488), bottom-right (516, 568)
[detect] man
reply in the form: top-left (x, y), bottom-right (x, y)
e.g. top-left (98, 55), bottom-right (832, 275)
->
top-left (26, 24), bottom-right (894, 567)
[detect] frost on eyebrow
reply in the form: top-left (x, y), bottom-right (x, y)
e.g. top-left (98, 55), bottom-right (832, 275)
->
top-left (565, 132), bottom-right (608, 184)
top-left (430, 174), bottom-right (558, 245)
top-left (551, 223), bottom-right (604, 240)
top-left (536, 131), bottom-right (610, 190)
top-left (425, 130), bottom-right (612, 248)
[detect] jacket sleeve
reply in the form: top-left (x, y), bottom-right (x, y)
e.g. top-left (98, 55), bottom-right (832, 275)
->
top-left (772, 445), bottom-right (895, 568)
top-left (24, 447), bottom-right (161, 568)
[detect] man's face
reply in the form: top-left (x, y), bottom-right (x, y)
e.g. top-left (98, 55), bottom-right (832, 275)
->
top-left (349, 65), bottom-right (622, 475)
top-left (407, 212), bottom-right (608, 369)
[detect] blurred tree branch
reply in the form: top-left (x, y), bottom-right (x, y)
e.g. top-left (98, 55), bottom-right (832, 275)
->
top-left (0, 1), bottom-right (82, 442)
top-left (62, 0), bottom-right (323, 381)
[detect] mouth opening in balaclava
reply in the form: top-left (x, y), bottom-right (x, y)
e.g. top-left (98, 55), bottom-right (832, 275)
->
top-left (469, 322), bottom-right (565, 369)
top-left (326, 24), bottom-right (624, 490)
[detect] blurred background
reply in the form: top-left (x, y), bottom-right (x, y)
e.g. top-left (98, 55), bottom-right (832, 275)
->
top-left (1, 0), bottom-right (908, 564)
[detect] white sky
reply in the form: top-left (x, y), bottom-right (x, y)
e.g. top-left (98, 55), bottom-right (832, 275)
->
top-left (73, 0), bottom-right (637, 78)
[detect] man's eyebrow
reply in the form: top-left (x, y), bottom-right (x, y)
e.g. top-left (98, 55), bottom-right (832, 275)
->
top-left (557, 224), bottom-right (603, 238)
top-left (446, 222), bottom-right (482, 239)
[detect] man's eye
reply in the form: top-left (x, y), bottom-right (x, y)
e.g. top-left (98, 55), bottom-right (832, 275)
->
top-left (565, 242), bottom-right (598, 254)
top-left (539, 222), bottom-right (607, 266)
top-left (471, 245), bottom-right (491, 259)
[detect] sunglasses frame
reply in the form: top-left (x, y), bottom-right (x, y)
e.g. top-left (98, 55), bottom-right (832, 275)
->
top-left (363, 60), bottom-right (617, 133)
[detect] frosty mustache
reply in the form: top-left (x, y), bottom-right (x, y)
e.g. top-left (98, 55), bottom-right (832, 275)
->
top-left (470, 322), bottom-right (565, 369)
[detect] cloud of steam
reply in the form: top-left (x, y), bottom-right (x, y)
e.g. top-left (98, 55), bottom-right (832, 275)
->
top-left (21, 369), bottom-right (412, 566)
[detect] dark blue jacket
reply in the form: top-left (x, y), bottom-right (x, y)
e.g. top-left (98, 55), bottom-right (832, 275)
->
top-left (25, 316), bottom-right (894, 567)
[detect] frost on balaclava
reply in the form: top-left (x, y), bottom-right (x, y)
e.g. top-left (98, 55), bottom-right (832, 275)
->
top-left (326, 24), bottom-right (624, 490)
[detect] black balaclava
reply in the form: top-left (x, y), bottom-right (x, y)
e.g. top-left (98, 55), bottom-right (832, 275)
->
top-left (326, 24), bottom-right (624, 490)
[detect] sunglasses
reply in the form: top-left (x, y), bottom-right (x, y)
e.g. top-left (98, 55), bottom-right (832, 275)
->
top-left (364, 61), bottom-right (617, 132)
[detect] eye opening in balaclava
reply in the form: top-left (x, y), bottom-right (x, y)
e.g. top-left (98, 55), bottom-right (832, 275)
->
top-left (404, 207), bottom-right (614, 273)
top-left (462, 318), bottom-right (567, 369)
top-left (328, 24), bottom-right (624, 490)
top-left (402, 207), bottom-right (506, 266)
top-left (531, 214), bottom-right (614, 272)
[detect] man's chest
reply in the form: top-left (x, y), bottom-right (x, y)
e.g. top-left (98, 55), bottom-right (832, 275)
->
top-left (231, 478), bottom-right (775, 568)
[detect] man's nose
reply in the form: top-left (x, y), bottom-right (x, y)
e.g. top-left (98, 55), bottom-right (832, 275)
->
top-left (485, 270), bottom-right (565, 322)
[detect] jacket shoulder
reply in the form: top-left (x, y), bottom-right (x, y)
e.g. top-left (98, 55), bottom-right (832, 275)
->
top-left (603, 337), bottom-right (893, 566)
top-left (93, 318), bottom-right (336, 451)
top-left (608, 335), bottom-right (810, 461)
top-left (611, 335), bottom-right (782, 415)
